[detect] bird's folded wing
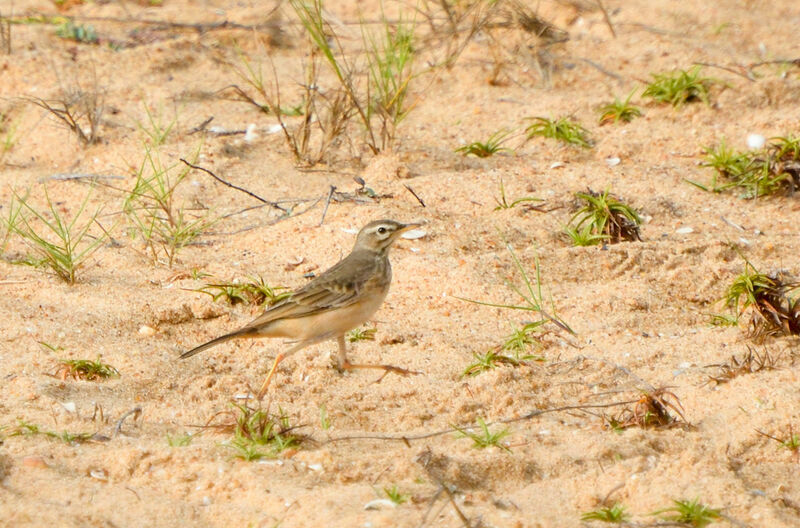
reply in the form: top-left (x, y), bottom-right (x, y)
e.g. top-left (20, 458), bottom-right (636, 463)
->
top-left (239, 275), bottom-right (361, 330)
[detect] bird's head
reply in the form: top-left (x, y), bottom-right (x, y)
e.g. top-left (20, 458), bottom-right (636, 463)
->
top-left (354, 219), bottom-right (420, 253)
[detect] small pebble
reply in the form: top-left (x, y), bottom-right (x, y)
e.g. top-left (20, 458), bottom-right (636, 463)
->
top-left (23, 456), bottom-right (48, 469)
top-left (61, 401), bottom-right (77, 413)
top-left (89, 469), bottom-right (108, 481)
top-left (605, 156), bottom-right (621, 167)
top-left (138, 325), bottom-right (156, 336)
top-left (676, 226), bottom-right (694, 234)
top-left (364, 499), bottom-right (397, 510)
top-left (747, 133), bottom-right (766, 149)
top-left (550, 161), bottom-right (566, 169)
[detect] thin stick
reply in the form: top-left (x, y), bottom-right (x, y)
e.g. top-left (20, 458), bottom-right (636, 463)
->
top-left (179, 158), bottom-right (288, 213)
top-left (319, 185), bottom-right (336, 226)
top-left (41, 173), bottom-right (125, 182)
top-left (324, 401), bottom-right (636, 444)
top-left (404, 184), bottom-right (426, 207)
top-left (113, 407), bottom-right (142, 437)
top-left (595, 0), bottom-right (616, 38)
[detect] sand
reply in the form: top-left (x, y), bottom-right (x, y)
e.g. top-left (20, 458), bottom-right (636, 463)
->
top-left (1, 0), bottom-right (799, 526)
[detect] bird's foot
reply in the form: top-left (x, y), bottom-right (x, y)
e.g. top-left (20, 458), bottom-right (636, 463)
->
top-left (337, 361), bottom-right (422, 383)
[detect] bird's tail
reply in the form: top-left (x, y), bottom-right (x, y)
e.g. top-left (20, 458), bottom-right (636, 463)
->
top-left (179, 328), bottom-right (256, 359)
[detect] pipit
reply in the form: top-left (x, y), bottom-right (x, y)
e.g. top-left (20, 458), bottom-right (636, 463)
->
top-left (181, 219), bottom-right (420, 399)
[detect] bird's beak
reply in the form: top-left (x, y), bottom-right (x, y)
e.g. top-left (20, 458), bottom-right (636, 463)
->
top-left (399, 222), bottom-right (422, 232)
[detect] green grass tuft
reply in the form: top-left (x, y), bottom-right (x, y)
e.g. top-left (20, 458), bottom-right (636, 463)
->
top-left (642, 66), bottom-right (716, 107)
top-left (526, 116), bottom-right (592, 148)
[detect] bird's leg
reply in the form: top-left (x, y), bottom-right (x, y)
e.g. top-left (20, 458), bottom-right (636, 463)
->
top-left (335, 335), bottom-right (421, 382)
top-left (256, 340), bottom-right (314, 400)
top-left (256, 352), bottom-right (284, 401)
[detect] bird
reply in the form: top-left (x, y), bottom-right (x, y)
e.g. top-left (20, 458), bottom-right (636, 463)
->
top-left (180, 219), bottom-right (421, 400)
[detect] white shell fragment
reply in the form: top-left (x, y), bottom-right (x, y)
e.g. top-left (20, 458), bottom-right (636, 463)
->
top-left (138, 325), bottom-right (156, 336)
top-left (605, 157), bottom-right (621, 167)
top-left (550, 161), bottom-right (566, 169)
top-left (401, 229), bottom-right (426, 240)
top-left (746, 133), bottom-right (766, 150)
top-left (676, 227), bottom-right (694, 234)
top-left (364, 499), bottom-right (397, 510)
top-left (244, 123), bottom-right (258, 142)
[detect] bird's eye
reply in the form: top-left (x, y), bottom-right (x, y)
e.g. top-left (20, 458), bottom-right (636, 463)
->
top-left (377, 227), bottom-right (387, 234)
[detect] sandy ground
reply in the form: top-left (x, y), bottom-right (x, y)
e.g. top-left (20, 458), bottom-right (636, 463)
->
top-left (1, 1), bottom-right (800, 527)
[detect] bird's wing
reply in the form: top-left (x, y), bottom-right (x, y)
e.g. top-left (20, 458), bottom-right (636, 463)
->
top-left (239, 251), bottom-right (375, 330)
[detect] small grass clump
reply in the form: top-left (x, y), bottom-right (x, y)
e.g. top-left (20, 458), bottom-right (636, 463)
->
top-left (347, 326), bottom-right (376, 342)
top-left (453, 417), bottom-right (511, 452)
top-left (604, 387), bottom-right (687, 430)
top-left (525, 116), bottom-right (592, 148)
top-left (463, 321), bottom-right (546, 377)
top-left (581, 503), bottom-right (630, 523)
top-left (462, 349), bottom-right (524, 377)
top-left (459, 241), bottom-right (574, 337)
top-left (124, 147), bottom-right (215, 267)
top-left (56, 22), bottom-right (98, 44)
top-left (383, 485), bottom-right (409, 506)
top-left (598, 92), bottom-right (641, 125)
top-left (9, 420), bottom-right (94, 445)
top-left (693, 135), bottom-right (800, 198)
top-left (565, 189), bottom-right (642, 246)
top-left (223, 403), bottom-right (303, 461)
top-left (455, 129), bottom-right (514, 158)
top-left (197, 276), bottom-right (290, 306)
top-left (493, 179), bottom-right (543, 211)
top-left (705, 346), bottom-right (779, 385)
top-left (720, 260), bottom-right (799, 338)
top-left (652, 498), bottom-right (721, 528)
top-left (757, 426), bottom-right (800, 455)
top-left (6, 187), bottom-right (109, 283)
top-left (54, 357), bottom-right (119, 381)
top-left (642, 66), bottom-right (716, 107)
top-left (166, 432), bottom-right (194, 447)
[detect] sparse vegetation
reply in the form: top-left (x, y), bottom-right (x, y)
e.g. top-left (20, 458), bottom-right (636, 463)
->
top-left (720, 260), bottom-right (799, 338)
top-left (525, 116), bottom-right (592, 148)
top-left (757, 426), bottom-right (800, 454)
top-left (166, 432), bottom-right (194, 447)
top-left (598, 92), bottom-right (641, 125)
top-left (124, 147), bottom-right (215, 267)
top-left (652, 498), bottom-right (721, 527)
top-left (223, 403), bottom-right (303, 461)
top-left (453, 417), bottom-right (511, 452)
top-left (383, 485), bottom-right (409, 505)
top-left (459, 242), bottom-right (574, 337)
top-left (581, 503), bottom-right (630, 523)
top-left (137, 103), bottom-right (177, 147)
top-left (25, 72), bottom-right (105, 145)
top-left (705, 347), bottom-right (779, 385)
top-left (347, 326), bottom-right (376, 342)
top-left (565, 189), bottom-right (642, 246)
top-left (642, 66), bottom-right (716, 107)
top-left (462, 349), bottom-right (524, 377)
top-left (54, 356), bottom-right (119, 381)
top-left (56, 21), bottom-right (97, 44)
top-left (693, 135), bottom-right (800, 198)
top-left (8, 420), bottom-right (94, 445)
top-left (456, 129), bottom-right (514, 157)
top-left (6, 187), bottom-right (109, 283)
top-left (604, 387), bottom-right (687, 430)
top-left (197, 275), bottom-right (290, 306)
top-left (493, 179), bottom-right (543, 210)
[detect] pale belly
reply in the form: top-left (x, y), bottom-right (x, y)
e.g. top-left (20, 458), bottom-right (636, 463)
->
top-left (260, 287), bottom-right (389, 341)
